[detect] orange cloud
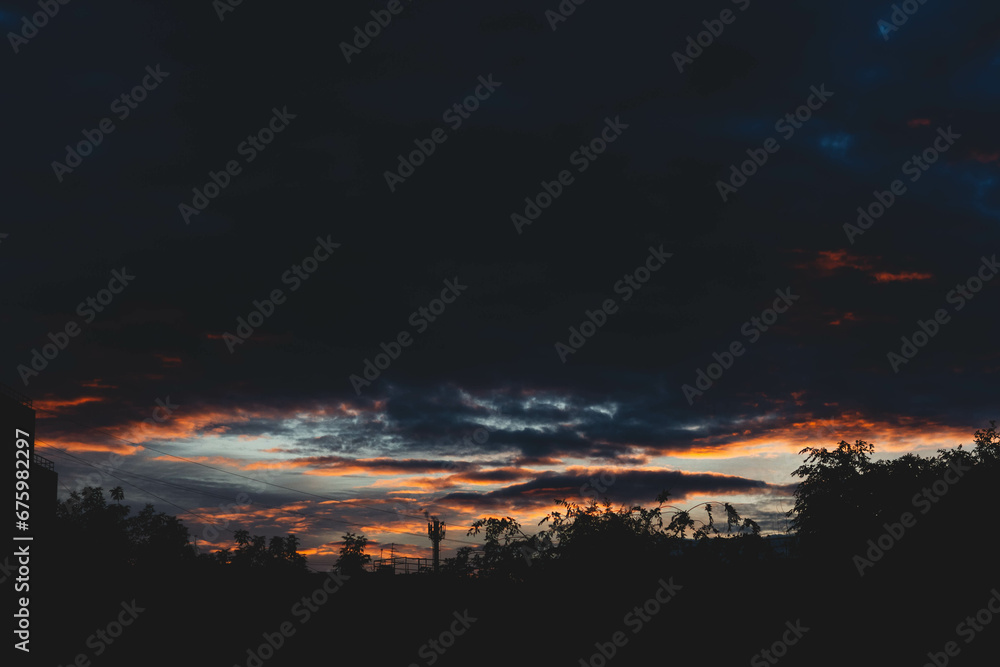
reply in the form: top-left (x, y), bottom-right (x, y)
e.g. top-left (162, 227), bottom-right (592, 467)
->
top-left (36, 436), bottom-right (141, 455)
top-left (828, 312), bottom-right (859, 326)
top-left (154, 353), bottom-right (182, 367)
top-left (873, 271), bottom-right (933, 282)
top-left (513, 455), bottom-right (565, 466)
top-left (369, 476), bottom-right (461, 491)
top-left (676, 412), bottom-right (973, 459)
top-left (907, 118), bottom-right (931, 127)
top-left (187, 502), bottom-right (318, 540)
top-left (809, 249), bottom-right (873, 272)
top-left (291, 456), bottom-right (479, 476)
top-left (80, 379), bottom-right (117, 389)
top-left (448, 467), bottom-right (539, 485)
top-left (800, 250), bottom-right (931, 285)
top-left (35, 395), bottom-right (105, 412)
top-left (368, 467), bottom-right (541, 492)
top-left (37, 401), bottom-right (330, 454)
top-left (969, 149), bottom-right (999, 163)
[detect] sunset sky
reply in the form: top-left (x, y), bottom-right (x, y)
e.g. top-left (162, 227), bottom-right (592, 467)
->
top-left (4, 0), bottom-right (998, 567)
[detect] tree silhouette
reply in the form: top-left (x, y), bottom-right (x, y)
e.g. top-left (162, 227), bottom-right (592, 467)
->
top-left (126, 502), bottom-right (195, 566)
top-left (786, 438), bottom-right (875, 554)
top-left (56, 486), bottom-right (195, 569)
top-left (269, 534), bottom-right (308, 571)
top-left (467, 516), bottom-right (534, 579)
top-left (786, 421), bottom-right (999, 562)
top-left (210, 530), bottom-right (308, 571)
top-left (55, 486), bottom-right (309, 573)
top-left (440, 545), bottom-right (477, 576)
top-left (334, 532), bottom-right (370, 575)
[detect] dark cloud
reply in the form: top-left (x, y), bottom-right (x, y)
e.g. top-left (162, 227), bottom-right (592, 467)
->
top-left (289, 456), bottom-right (481, 475)
top-left (438, 469), bottom-right (793, 510)
top-left (5, 0), bottom-right (998, 554)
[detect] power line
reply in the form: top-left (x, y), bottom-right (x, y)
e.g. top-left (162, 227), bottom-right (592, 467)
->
top-left (42, 445), bottom-right (234, 527)
top-left (33, 404), bottom-right (441, 523)
top-left (38, 444), bottom-right (327, 573)
top-left (33, 404), bottom-right (485, 546)
top-left (37, 439), bottom-right (482, 548)
top-left (39, 442), bottom-right (459, 544)
top-left (44, 451), bottom-right (427, 573)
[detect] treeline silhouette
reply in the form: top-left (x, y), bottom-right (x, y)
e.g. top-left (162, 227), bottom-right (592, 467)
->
top-left (54, 485), bottom-right (309, 574)
top-left (38, 423), bottom-right (998, 666)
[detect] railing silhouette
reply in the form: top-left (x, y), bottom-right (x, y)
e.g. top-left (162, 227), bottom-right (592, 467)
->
top-left (369, 535), bottom-right (798, 574)
top-left (1, 383), bottom-right (32, 407)
top-left (370, 556), bottom-right (435, 574)
top-left (32, 453), bottom-right (55, 471)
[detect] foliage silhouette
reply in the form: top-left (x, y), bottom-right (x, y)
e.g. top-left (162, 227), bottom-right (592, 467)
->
top-left (461, 490), bottom-right (764, 580)
top-left (37, 424), bottom-right (999, 667)
top-left (787, 421), bottom-right (999, 562)
top-left (56, 486), bottom-right (194, 570)
top-left (209, 530), bottom-right (308, 572)
top-left (55, 485), bottom-right (309, 573)
top-left (334, 532), bottom-right (371, 576)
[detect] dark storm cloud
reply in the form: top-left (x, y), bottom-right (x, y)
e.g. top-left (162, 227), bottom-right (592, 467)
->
top-left (289, 435), bottom-right (383, 456)
top-left (438, 468), bottom-right (793, 510)
top-left (4, 0), bottom-right (998, 550)
top-left (449, 468), bottom-right (538, 484)
top-left (288, 455), bottom-right (480, 475)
